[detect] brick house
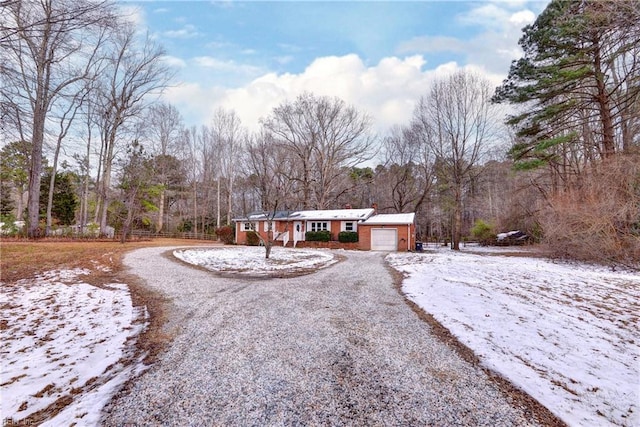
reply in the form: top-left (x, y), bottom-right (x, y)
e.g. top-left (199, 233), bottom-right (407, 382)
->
top-left (234, 208), bottom-right (416, 252)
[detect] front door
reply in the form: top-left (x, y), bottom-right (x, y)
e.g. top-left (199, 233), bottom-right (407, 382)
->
top-left (293, 221), bottom-right (305, 242)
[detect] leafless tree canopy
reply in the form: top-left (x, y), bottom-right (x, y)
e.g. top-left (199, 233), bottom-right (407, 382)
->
top-left (94, 27), bottom-right (174, 234)
top-left (261, 92), bottom-right (375, 209)
top-left (1, 0), bottom-right (118, 237)
top-left (413, 70), bottom-right (502, 250)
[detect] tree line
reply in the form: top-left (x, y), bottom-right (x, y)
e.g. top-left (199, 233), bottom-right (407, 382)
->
top-left (1, 0), bottom-right (638, 265)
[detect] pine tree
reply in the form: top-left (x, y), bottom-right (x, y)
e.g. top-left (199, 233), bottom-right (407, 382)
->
top-left (493, 0), bottom-right (640, 169)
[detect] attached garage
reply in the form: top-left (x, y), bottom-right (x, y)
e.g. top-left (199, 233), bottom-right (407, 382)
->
top-left (357, 213), bottom-right (416, 252)
top-left (370, 228), bottom-right (398, 251)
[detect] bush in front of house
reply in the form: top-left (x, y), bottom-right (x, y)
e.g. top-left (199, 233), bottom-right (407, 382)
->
top-left (246, 230), bottom-right (261, 246)
top-left (215, 225), bottom-right (235, 244)
top-left (338, 231), bottom-right (358, 243)
top-left (305, 230), bottom-right (331, 242)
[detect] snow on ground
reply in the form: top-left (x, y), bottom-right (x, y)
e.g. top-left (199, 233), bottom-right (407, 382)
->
top-left (1, 269), bottom-right (146, 426)
top-left (387, 247), bottom-right (640, 427)
top-left (174, 246), bottom-right (338, 276)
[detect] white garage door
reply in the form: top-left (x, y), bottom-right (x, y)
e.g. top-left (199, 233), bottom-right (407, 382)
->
top-left (371, 228), bottom-right (397, 251)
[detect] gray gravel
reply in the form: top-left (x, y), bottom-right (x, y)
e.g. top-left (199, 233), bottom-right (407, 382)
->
top-left (101, 247), bottom-right (543, 426)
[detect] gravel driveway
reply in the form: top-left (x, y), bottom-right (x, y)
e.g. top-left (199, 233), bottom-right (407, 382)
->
top-left (101, 247), bottom-right (554, 426)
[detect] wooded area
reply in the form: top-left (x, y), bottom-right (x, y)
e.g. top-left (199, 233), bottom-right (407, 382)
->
top-left (1, 0), bottom-right (638, 266)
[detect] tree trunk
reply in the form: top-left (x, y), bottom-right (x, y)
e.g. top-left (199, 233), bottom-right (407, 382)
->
top-left (17, 186), bottom-right (25, 220)
top-left (216, 177), bottom-right (221, 228)
top-left (99, 130), bottom-right (117, 235)
top-left (452, 184), bottom-right (462, 250)
top-left (157, 189), bottom-right (165, 232)
top-left (265, 241), bottom-right (272, 259)
top-left (99, 160), bottom-right (112, 234)
top-left (27, 111), bottom-right (45, 238)
top-left (592, 37), bottom-right (616, 158)
top-left (46, 137), bottom-right (63, 235)
top-left (193, 181), bottom-right (198, 235)
top-left (45, 171), bottom-right (57, 236)
top-left (227, 176), bottom-right (233, 225)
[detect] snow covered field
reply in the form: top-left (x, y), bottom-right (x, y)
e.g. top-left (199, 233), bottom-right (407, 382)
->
top-left (174, 246), bottom-right (338, 276)
top-left (0, 268), bottom-right (146, 426)
top-left (387, 246), bottom-right (640, 427)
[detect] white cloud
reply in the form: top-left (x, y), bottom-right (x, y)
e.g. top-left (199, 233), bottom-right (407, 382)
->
top-left (458, 4), bottom-right (511, 29)
top-left (161, 55), bottom-right (187, 69)
top-left (192, 56), bottom-right (263, 76)
top-left (509, 9), bottom-right (536, 25)
top-left (163, 54), bottom-right (498, 136)
top-left (397, 3), bottom-right (538, 75)
top-left (164, 24), bottom-right (200, 39)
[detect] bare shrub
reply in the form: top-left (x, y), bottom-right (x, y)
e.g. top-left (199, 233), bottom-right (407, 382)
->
top-left (539, 153), bottom-right (640, 268)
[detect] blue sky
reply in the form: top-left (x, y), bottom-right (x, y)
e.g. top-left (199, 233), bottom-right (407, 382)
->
top-left (122, 1), bottom-right (549, 132)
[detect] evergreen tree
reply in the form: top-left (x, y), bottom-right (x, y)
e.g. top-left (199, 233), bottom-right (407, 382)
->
top-left (39, 171), bottom-right (79, 226)
top-left (493, 0), bottom-right (640, 169)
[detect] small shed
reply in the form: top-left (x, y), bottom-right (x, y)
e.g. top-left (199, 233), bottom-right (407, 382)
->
top-left (358, 213), bottom-right (416, 251)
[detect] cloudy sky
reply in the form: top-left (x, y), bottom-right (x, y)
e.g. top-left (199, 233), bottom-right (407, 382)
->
top-left (122, 0), bottom-right (549, 134)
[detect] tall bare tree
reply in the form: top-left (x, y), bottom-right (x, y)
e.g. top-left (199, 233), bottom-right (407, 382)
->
top-left (94, 27), bottom-right (173, 235)
top-left (45, 86), bottom-right (90, 234)
top-left (379, 125), bottom-right (434, 214)
top-left (145, 102), bottom-right (183, 232)
top-left (211, 108), bottom-right (245, 226)
top-left (261, 92), bottom-right (375, 209)
top-left (414, 70), bottom-right (501, 250)
top-left (244, 129), bottom-right (296, 258)
top-left (1, 0), bottom-right (116, 237)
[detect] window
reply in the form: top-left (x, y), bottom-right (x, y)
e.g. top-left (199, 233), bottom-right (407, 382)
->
top-left (310, 222), bottom-right (328, 232)
top-left (344, 222), bottom-right (354, 232)
top-left (243, 222), bottom-right (254, 231)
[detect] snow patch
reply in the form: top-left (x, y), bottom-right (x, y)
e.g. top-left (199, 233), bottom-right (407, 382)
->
top-left (173, 246), bottom-right (338, 276)
top-left (387, 248), bottom-right (640, 427)
top-left (1, 269), bottom-right (146, 426)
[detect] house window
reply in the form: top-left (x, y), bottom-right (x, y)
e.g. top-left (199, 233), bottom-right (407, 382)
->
top-left (243, 222), bottom-right (254, 231)
top-left (310, 222), bottom-right (328, 232)
top-left (344, 222), bottom-right (354, 232)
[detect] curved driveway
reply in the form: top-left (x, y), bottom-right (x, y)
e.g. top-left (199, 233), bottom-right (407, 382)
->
top-left (101, 247), bottom-right (547, 426)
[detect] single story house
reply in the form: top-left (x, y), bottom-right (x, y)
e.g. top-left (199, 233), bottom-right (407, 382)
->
top-left (233, 207), bottom-right (416, 251)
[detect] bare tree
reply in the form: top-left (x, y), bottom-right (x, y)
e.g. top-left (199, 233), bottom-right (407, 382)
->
top-left (414, 70), bottom-right (501, 250)
top-left (94, 27), bottom-right (173, 236)
top-left (0, 0), bottom-right (116, 237)
top-left (45, 85), bottom-right (90, 234)
top-left (144, 102), bottom-right (183, 232)
top-left (245, 129), bottom-right (295, 258)
top-left (379, 125), bottom-right (434, 214)
top-left (211, 108), bottom-right (245, 226)
top-left (181, 125), bottom-right (203, 234)
top-left (261, 92), bottom-right (375, 209)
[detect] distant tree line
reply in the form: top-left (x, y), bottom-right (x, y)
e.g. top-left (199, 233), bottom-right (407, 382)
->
top-left (1, 0), bottom-right (638, 266)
